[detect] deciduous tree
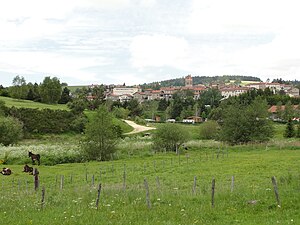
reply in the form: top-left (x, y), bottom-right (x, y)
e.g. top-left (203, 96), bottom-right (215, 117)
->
top-left (81, 105), bottom-right (121, 161)
top-left (39, 76), bottom-right (62, 104)
top-left (219, 97), bottom-right (273, 144)
top-left (9, 75), bottom-right (28, 99)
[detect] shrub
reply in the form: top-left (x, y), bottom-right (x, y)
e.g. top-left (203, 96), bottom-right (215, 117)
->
top-left (7, 107), bottom-right (77, 134)
top-left (199, 120), bottom-right (220, 140)
top-left (152, 123), bottom-right (190, 152)
top-left (0, 116), bottom-right (23, 146)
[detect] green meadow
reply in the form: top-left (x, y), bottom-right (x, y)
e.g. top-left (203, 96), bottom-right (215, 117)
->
top-left (0, 97), bottom-right (300, 225)
top-left (0, 96), bottom-right (68, 110)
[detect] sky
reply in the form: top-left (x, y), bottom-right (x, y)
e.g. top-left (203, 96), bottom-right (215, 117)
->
top-left (1, 0), bottom-right (300, 87)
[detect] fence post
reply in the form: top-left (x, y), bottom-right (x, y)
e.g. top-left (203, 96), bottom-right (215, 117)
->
top-left (123, 164), bottom-right (126, 191)
top-left (211, 178), bottom-right (215, 208)
top-left (33, 168), bottom-right (39, 191)
top-left (144, 178), bottom-right (151, 209)
top-left (96, 183), bottom-right (102, 210)
top-left (92, 174), bottom-right (95, 187)
top-left (192, 176), bottom-right (197, 195)
top-left (41, 186), bottom-right (45, 210)
top-left (271, 176), bottom-right (280, 206)
top-left (60, 175), bottom-right (64, 190)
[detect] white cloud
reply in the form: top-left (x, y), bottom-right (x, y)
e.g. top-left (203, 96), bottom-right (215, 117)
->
top-left (188, 0), bottom-right (299, 35)
top-left (0, 51), bottom-right (110, 82)
top-left (130, 34), bottom-right (189, 68)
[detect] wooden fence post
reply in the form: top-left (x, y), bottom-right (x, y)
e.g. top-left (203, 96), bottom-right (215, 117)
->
top-left (123, 164), bottom-right (126, 191)
top-left (33, 168), bottom-right (39, 191)
top-left (271, 176), bottom-right (280, 206)
top-left (211, 178), bottom-right (215, 208)
top-left (92, 174), bottom-right (95, 187)
top-left (41, 186), bottom-right (45, 210)
top-left (144, 178), bottom-right (151, 209)
top-left (60, 175), bottom-right (64, 190)
top-left (96, 183), bottom-right (102, 210)
top-left (192, 176), bottom-right (197, 195)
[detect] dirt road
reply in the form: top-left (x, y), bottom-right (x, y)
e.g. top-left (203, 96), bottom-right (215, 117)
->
top-left (124, 120), bottom-right (156, 134)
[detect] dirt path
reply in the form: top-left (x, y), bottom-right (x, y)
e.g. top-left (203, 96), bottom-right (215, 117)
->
top-left (123, 120), bottom-right (156, 134)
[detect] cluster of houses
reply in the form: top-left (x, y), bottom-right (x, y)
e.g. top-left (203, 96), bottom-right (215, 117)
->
top-left (99, 75), bottom-right (299, 103)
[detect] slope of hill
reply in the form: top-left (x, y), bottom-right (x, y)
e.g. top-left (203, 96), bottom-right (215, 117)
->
top-left (0, 96), bottom-right (68, 110)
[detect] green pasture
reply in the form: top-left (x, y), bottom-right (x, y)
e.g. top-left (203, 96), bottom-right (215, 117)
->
top-left (0, 96), bottom-right (68, 110)
top-left (1, 140), bottom-right (300, 225)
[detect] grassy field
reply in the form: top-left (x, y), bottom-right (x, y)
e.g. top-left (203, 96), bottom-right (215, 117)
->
top-left (1, 139), bottom-right (300, 225)
top-left (0, 96), bottom-right (68, 110)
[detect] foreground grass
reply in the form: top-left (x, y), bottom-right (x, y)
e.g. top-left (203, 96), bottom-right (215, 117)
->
top-left (1, 146), bottom-right (300, 225)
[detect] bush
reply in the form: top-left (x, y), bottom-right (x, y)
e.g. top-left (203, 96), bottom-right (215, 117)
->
top-left (0, 116), bottom-right (23, 146)
top-left (7, 107), bottom-right (78, 134)
top-left (199, 120), bottom-right (220, 140)
top-left (152, 123), bottom-right (190, 152)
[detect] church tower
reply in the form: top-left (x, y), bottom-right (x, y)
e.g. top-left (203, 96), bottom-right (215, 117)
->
top-left (185, 75), bottom-right (193, 87)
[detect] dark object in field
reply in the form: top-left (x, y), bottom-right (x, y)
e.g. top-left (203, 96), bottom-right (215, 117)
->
top-left (23, 164), bottom-right (33, 174)
top-left (143, 133), bottom-right (151, 137)
top-left (1, 168), bottom-right (12, 175)
top-left (28, 151), bottom-right (41, 165)
top-left (182, 144), bottom-right (188, 150)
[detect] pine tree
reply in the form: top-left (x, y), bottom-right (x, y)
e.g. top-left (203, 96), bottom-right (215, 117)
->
top-left (284, 119), bottom-right (295, 138)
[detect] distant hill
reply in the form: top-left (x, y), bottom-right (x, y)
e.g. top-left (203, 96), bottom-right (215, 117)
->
top-left (140, 75), bottom-right (261, 89)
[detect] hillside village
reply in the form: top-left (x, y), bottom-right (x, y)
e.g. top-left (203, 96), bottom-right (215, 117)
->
top-left (88, 75), bottom-right (300, 103)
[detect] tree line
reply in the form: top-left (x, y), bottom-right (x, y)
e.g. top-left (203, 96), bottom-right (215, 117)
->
top-left (0, 75), bottom-right (71, 104)
top-left (140, 75), bottom-right (261, 89)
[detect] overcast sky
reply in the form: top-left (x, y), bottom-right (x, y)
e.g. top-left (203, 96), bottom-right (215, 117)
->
top-left (1, 0), bottom-right (299, 87)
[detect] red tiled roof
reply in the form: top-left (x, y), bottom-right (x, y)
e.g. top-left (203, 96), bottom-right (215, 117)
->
top-left (268, 105), bottom-right (298, 113)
